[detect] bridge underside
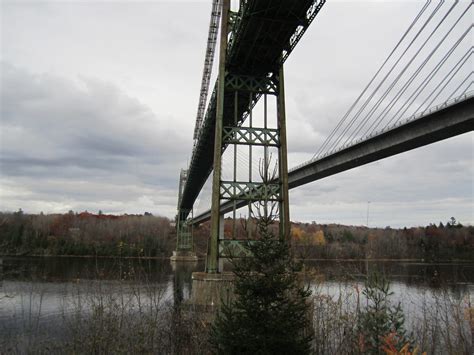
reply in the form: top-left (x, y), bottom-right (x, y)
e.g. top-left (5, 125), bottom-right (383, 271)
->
top-left (192, 96), bottom-right (474, 225)
top-left (180, 0), bottom-right (326, 217)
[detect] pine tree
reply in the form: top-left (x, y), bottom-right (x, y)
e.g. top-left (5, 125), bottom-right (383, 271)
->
top-left (210, 216), bottom-right (313, 354)
top-left (355, 273), bottom-right (412, 354)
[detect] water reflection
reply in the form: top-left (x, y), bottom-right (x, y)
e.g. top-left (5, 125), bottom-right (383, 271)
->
top-left (0, 256), bottom-right (472, 343)
top-left (171, 261), bottom-right (197, 306)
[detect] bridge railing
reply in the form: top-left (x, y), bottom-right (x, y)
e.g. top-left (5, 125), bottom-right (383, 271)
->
top-left (289, 90), bottom-right (474, 173)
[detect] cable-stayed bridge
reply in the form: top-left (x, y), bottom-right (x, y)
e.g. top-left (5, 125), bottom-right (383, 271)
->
top-left (172, 0), bottom-right (474, 274)
top-left (192, 91), bottom-right (474, 225)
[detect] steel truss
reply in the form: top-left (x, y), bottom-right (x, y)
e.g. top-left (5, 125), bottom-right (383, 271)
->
top-left (203, 0), bottom-right (290, 272)
top-left (175, 0), bottom-right (326, 267)
top-left (223, 126), bottom-right (280, 146)
top-left (193, 0), bottom-right (222, 140)
top-left (219, 239), bottom-right (254, 258)
top-left (220, 181), bottom-right (280, 201)
top-left (176, 169), bottom-right (193, 251)
top-left (224, 73), bottom-right (278, 94)
top-left (179, 0), bottom-right (326, 216)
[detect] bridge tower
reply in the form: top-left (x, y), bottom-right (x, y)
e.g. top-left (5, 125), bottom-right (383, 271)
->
top-left (171, 169), bottom-right (198, 262)
top-left (206, 0), bottom-right (290, 273)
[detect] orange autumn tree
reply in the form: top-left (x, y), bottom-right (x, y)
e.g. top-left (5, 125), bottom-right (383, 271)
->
top-left (291, 226), bottom-right (326, 259)
top-left (314, 230), bottom-right (326, 246)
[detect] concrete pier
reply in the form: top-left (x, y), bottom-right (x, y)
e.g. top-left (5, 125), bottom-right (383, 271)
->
top-left (170, 250), bottom-right (198, 262)
top-left (189, 272), bottom-right (235, 310)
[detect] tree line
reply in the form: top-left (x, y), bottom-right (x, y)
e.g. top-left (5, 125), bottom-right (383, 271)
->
top-left (0, 210), bottom-right (173, 257)
top-left (1, 210), bottom-right (472, 261)
top-left (193, 217), bottom-right (473, 261)
top-left (288, 218), bottom-right (473, 261)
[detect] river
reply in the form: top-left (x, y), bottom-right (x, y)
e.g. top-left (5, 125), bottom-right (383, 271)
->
top-left (1, 256), bottom-right (473, 351)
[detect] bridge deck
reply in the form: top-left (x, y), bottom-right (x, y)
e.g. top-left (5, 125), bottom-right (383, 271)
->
top-left (192, 95), bottom-right (474, 225)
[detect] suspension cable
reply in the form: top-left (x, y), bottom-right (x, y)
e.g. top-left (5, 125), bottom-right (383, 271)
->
top-left (324, 0), bottom-right (446, 156)
top-left (383, 31), bottom-right (472, 130)
top-left (417, 48), bottom-right (473, 112)
top-left (311, 0), bottom-right (432, 159)
top-left (462, 80), bottom-right (474, 95)
top-left (362, 6), bottom-right (472, 137)
top-left (446, 72), bottom-right (473, 101)
top-left (341, 1), bottom-right (462, 147)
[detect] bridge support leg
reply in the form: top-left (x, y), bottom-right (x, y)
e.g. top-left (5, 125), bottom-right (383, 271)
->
top-left (207, 0), bottom-right (230, 273)
top-left (204, 0), bottom-right (290, 272)
top-left (190, 1), bottom-right (293, 316)
top-left (208, 67), bottom-right (291, 262)
top-left (171, 169), bottom-right (197, 262)
top-left (205, 72), bottom-right (291, 272)
top-left (277, 65), bottom-right (290, 241)
top-left (171, 208), bottom-right (198, 262)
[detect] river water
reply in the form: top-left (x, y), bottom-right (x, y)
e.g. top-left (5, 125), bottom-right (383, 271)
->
top-left (1, 256), bottom-right (473, 349)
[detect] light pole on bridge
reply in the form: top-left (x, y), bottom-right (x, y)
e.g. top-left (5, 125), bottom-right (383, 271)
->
top-left (366, 201), bottom-right (371, 228)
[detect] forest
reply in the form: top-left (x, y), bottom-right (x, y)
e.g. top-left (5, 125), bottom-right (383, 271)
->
top-left (0, 210), bottom-right (173, 258)
top-left (0, 209), bottom-right (472, 261)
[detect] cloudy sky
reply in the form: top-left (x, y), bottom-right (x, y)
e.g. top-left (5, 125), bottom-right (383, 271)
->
top-left (1, 0), bottom-right (472, 227)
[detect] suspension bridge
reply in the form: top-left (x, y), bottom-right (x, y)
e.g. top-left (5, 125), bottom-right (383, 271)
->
top-left (171, 0), bottom-right (474, 276)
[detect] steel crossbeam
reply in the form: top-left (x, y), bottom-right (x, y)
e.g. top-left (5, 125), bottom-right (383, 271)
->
top-left (222, 126), bottom-right (280, 146)
top-left (219, 239), bottom-right (254, 258)
top-left (220, 181), bottom-right (280, 201)
top-left (225, 74), bottom-right (278, 94)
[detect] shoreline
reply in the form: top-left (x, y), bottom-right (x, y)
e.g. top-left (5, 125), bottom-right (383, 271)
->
top-left (0, 253), bottom-right (196, 260)
top-left (1, 254), bottom-right (473, 263)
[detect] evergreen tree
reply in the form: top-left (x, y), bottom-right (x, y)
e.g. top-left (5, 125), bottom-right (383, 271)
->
top-left (355, 273), bottom-right (412, 354)
top-left (210, 216), bottom-right (313, 354)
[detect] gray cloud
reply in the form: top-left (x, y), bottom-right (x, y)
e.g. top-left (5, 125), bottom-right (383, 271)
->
top-left (0, 0), bottom-right (472, 227)
top-left (0, 63), bottom-right (187, 215)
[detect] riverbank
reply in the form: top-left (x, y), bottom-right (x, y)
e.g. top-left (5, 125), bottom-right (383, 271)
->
top-left (3, 254), bottom-right (474, 264)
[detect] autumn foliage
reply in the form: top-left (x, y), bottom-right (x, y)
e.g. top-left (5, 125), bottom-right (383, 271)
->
top-left (288, 220), bottom-right (473, 261)
top-left (0, 210), bottom-right (173, 257)
top-left (1, 210), bottom-right (472, 261)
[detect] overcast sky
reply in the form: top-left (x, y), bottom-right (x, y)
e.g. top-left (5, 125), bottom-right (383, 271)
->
top-left (1, 0), bottom-right (472, 227)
